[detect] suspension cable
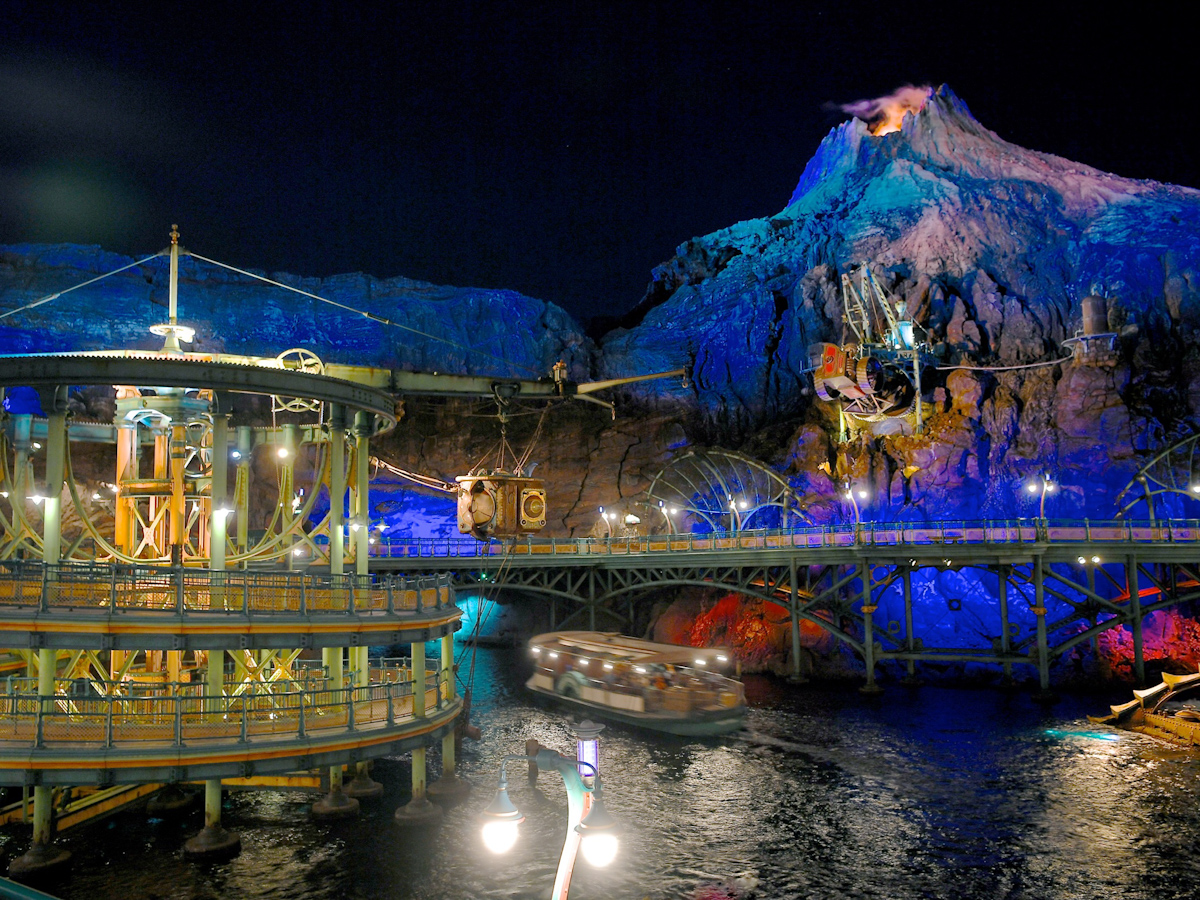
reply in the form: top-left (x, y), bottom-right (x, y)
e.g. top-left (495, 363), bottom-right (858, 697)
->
top-left (0, 253), bottom-right (163, 320)
top-left (186, 252), bottom-right (541, 377)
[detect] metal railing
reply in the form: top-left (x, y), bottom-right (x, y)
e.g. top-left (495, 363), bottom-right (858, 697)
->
top-left (363, 518), bottom-right (1200, 559)
top-left (0, 562), bottom-right (455, 615)
top-left (0, 667), bottom-right (451, 750)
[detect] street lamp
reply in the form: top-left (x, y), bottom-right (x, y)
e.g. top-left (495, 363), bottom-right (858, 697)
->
top-left (480, 723), bottom-right (620, 900)
top-left (598, 506), bottom-right (613, 538)
top-left (1026, 474), bottom-right (1056, 518)
top-left (843, 481), bottom-right (866, 526)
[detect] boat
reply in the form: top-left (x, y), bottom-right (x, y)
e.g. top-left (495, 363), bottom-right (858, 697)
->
top-left (1088, 668), bottom-right (1200, 747)
top-left (525, 631), bottom-right (747, 736)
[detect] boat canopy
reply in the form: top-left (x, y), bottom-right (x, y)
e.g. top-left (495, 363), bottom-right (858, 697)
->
top-left (529, 631), bottom-right (731, 667)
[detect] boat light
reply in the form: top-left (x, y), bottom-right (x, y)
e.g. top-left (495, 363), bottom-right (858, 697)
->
top-left (548, 651), bottom-right (558, 659)
top-left (578, 658), bottom-right (589, 666)
top-left (716, 655), bottom-right (728, 663)
top-left (633, 666), bottom-right (645, 674)
top-left (694, 659), bottom-right (707, 666)
top-left (602, 662), bottom-right (613, 671)
top-left (531, 646), bottom-right (541, 655)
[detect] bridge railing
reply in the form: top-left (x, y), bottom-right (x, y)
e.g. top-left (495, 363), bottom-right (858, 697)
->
top-left (0, 562), bottom-right (456, 616)
top-left (364, 518), bottom-right (1200, 558)
top-left (0, 667), bottom-right (452, 751)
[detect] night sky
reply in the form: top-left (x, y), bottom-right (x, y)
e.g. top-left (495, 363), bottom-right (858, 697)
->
top-left (0, 1), bottom-right (1193, 327)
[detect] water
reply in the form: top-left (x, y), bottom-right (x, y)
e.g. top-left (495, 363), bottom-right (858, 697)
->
top-left (8, 650), bottom-right (1200, 900)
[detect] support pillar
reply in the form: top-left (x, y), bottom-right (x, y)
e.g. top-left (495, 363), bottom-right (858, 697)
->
top-left (899, 566), bottom-right (921, 686)
top-left (1032, 554), bottom-right (1055, 702)
top-left (787, 557), bottom-right (806, 683)
top-left (997, 566), bottom-right (1014, 685)
top-left (10, 392), bottom-right (71, 880)
top-left (312, 405), bottom-right (360, 818)
top-left (344, 412), bottom-right (381, 799)
top-left (182, 780), bottom-right (240, 858)
top-left (395, 639), bottom-right (442, 826)
top-left (1127, 554), bottom-right (1145, 686)
top-left (429, 633), bottom-right (469, 801)
top-left (858, 560), bottom-right (883, 694)
top-left (233, 426), bottom-right (252, 559)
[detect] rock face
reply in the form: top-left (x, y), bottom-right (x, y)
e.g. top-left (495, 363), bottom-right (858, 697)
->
top-left (601, 85), bottom-right (1200, 520)
top-left (0, 243), bottom-right (593, 380)
top-left (5, 86), bottom-right (1200, 679)
top-left (3, 85), bottom-right (1200, 528)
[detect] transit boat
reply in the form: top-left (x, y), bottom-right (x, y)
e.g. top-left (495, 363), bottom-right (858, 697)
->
top-left (526, 631), bottom-right (747, 736)
top-left (1088, 669), bottom-right (1200, 747)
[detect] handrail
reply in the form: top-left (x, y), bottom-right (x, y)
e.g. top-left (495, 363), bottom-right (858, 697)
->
top-left (360, 517), bottom-right (1200, 559)
top-left (0, 668), bottom-right (452, 751)
top-left (0, 563), bottom-right (456, 615)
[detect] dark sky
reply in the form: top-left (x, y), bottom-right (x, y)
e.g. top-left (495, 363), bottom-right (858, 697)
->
top-left (0, 1), bottom-right (1193, 326)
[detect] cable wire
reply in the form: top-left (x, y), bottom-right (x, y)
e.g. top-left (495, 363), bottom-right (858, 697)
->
top-left (936, 356), bottom-right (1074, 372)
top-left (0, 253), bottom-right (164, 320)
top-left (186, 252), bottom-right (542, 377)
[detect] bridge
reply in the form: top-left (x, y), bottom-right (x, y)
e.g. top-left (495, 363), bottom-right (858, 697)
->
top-left (370, 518), bottom-right (1200, 695)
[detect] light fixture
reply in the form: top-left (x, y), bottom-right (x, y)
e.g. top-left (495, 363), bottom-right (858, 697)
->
top-left (1027, 483), bottom-right (1039, 494)
top-left (575, 782), bottom-right (620, 868)
top-left (1092, 556), bottom-right (1101, 564)
top-left (277, 446), bottom-right (289, 459)
top-left (856, 490), bottom-right (868, 500)
top-left (91, 492), bottom-right (101, 500)
top-left (31, 442), bottom-right (42, 450)
top-left (694, 658), bottom-right (707, 666)
top-left (30, 494), bottom-right (44, 505)
top-left (480, 769), bottom-right (525, 855)
top-left (230, 450), bottom-right (242, 460)
top-left (1078, 556), bottom-right (1087, 564)
top-left (293, 548), bottom-right (304, 557)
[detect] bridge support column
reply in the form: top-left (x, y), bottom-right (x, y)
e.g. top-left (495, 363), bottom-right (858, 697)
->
top-left (183, 780), bottom-right (241, 859)
top-left (11, 395), bottom-right (71, 880)
top-left (312, 407), bottom-right (360, 819)
top-left (1127, 555), bottom-right (1145, 686)
top-left (787, 557), bottom-right (806, 683)
top-left (429, 633), bottom-right (469, 801)
top-left (1032, 554), bottom-right (1055, 702)
top-left (900, 566), bottom-right (921, 686)
top-left (396, 640), bottom-right (442, 826)
top-left (858, 561), bottom-right (883, 695)
top-left (997, 566), bottom-right (1014, 685)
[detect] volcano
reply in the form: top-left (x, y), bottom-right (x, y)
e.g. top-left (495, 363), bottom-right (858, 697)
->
top-left (3, 85), bottom-right (1199, 525)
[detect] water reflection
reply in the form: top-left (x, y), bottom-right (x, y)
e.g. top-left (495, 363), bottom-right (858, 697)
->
top-left (21, 647), bottom-right (1200, 900)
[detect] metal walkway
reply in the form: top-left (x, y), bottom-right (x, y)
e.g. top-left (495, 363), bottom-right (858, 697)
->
top-left (371, 518), bottom-right (1200, 693)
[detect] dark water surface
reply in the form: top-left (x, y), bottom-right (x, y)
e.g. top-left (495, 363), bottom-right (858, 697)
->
top-left (8, 649), bottom-right (1200, 900)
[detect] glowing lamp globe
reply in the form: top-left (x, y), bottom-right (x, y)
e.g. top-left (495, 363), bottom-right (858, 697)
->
top-left (575, 781), bottom-right (619, 867)
top-left (580, 831), bottom-right (619, 868)
top-left (480, 772), bottom-right (524, 854)
top-left (481, 818), bottom-right (521, 854)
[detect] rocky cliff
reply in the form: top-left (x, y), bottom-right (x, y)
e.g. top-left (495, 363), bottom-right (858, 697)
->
top-left (4, 85), bottom-right (1200, 527)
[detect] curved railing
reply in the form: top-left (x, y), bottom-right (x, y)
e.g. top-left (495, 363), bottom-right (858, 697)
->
top-left (0, 562), bottom-right (455, 615)
top-left (0, 665), bottom-right (452, 752)
top-left (365, 518), bottom-right (1200, 558)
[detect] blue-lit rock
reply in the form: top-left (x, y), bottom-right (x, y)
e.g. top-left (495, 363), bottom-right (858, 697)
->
top-left (602, 85), bottom-right (1200, 520)
top-left (0, 243), bottom-right (593, 379)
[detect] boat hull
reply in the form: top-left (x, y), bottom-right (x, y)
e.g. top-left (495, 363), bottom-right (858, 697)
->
top-left (526, 676), bottom-right (745, 737)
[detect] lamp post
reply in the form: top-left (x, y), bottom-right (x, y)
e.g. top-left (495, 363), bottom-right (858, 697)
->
top-left (598, 506), bottom-right (613, 539)
top-left (480, 722), bottom-right (619, 900)
top-left (1026, 474), bottom-right (1056, 519)
top-left (843, 481), bottom-right (867, 527)
top-left (658, 501), bottom-right (677, 535)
